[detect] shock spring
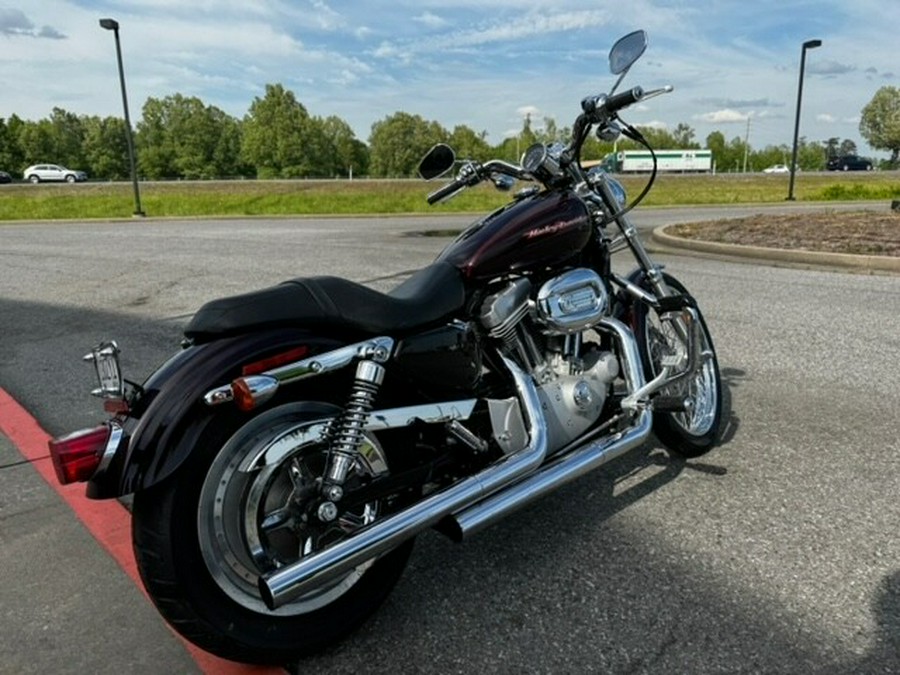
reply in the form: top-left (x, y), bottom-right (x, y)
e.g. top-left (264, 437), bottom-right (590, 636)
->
top-left (324, 360), bottom-right (385, 487)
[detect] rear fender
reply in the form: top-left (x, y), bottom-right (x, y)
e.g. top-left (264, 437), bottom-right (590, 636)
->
top-left (86, 328), bottom-right (344, 499)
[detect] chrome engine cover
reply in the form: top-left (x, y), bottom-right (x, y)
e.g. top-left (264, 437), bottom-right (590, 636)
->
top-left (536, 268), bottom-right (609, 334)
top-left (537, 347), bottom-right (619, 453)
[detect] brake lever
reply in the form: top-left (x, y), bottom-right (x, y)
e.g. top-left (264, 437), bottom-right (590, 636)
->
top-left (640, 85), bottom-right (674, 101)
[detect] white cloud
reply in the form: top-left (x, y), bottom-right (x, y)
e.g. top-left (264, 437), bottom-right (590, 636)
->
top-left (378, 9), bottom-right (611, 56)
top-left (414, 12), bottom-right (449, 29)
top-left (2, 0), bottom-right (896, 157)
top-left (696, 109), bottom-right (750, 124)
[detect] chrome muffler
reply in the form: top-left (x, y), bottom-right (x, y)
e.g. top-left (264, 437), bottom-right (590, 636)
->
top-left (259, 318), bottom-right (649, 610)
top-left (444, 317), bottom-right (652, 539)
top-left (442, 407), bottom-right (650, 540)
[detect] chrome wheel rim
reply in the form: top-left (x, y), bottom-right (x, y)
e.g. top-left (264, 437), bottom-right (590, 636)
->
top-left (198, 418), bottom-right (387, 615)
top-left (646, 315), bottom-right (719, 437)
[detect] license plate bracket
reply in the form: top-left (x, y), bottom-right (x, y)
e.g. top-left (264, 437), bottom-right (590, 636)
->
top-left (83, 341), bottom-right (124, 399)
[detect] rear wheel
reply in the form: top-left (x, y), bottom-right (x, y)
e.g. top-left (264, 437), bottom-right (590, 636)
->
top-left (132, 402), bottom-right (414, 665)
top-left (28, 175), bottom-right (39, 183)
top-left (633, 274), bottom-right (722, 457)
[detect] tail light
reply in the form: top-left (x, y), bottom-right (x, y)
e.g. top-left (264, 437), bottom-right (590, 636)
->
top-left (48, 425), bottom-right (112, 484)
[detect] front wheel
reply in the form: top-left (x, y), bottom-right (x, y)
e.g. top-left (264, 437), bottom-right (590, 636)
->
top-left (633, 274), bottom-right (723, 457)
top-left (132, 402), bottom-right (414, 665)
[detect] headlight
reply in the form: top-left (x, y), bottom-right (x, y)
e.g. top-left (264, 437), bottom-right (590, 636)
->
top-left (606, 175), bottom-right (627, 207)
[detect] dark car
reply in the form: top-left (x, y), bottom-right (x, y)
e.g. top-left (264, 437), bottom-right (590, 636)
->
top-left (827, 155), bottom-right (873, 171)
top-left (0, 170), bottom-right (12, 184)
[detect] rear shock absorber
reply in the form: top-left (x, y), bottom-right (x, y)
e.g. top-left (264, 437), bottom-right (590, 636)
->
top-left (323, 360), bottom-right (385, 490)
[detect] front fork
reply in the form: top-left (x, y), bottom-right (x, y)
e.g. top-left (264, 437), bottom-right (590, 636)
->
top-left (594, 181), bottom-right (706, 409)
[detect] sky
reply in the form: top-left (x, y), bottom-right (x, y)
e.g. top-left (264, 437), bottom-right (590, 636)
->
top-left (1, 1), bottom-right (897, 159)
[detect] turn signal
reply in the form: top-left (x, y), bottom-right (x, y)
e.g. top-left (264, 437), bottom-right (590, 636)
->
top-left (231, 375), bottom-right (279, 412)
top-left (48, 425), bottom-right (110, 484)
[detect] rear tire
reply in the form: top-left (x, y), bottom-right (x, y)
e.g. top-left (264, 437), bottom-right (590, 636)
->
top-left (633, 274), bottom-right (723, 457)
top-left (132, 402), bottom-right (414, 665)
top-left (28, 175), bottom-right (39, 183)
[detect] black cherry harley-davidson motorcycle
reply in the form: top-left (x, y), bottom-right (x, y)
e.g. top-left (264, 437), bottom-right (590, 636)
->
top-left (49, 30), bottom-right (722, 665)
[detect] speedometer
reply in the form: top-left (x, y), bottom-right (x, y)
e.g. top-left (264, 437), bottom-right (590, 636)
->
top-left (521, 143), bottom-right (548, 174)
top-left (522, 143), bottom-right (563, 183)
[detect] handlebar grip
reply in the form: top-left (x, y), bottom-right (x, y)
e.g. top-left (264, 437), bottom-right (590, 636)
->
top-left (604, 86), bottom-right (644, 114)
top-left (427, 179), bottom-right (464, 204)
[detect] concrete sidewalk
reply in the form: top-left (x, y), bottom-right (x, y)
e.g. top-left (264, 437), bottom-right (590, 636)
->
top-left (0, 432), bottom-right (202, 674)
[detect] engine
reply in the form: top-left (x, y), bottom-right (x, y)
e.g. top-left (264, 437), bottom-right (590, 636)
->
top-left (479, 269), bottom-right (619, 453)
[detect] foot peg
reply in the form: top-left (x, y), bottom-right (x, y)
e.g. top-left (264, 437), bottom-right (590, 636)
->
top-left (653, 396), bottom-right (693, 413)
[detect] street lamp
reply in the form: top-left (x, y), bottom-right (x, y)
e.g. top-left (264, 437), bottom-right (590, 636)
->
top-left (99, 18), bottom-right (145, 217)
top-left (787, 38), bottom-right (822, 201)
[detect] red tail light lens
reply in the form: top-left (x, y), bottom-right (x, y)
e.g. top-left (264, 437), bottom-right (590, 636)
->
top-left (241, 346), bottom-right (309, 376)
top-left (48, 425), bottom-right (110, 484)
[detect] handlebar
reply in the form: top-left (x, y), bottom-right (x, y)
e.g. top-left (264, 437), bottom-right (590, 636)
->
top-left (581, 86), bottom-right (645, 121)
top-left (604, 86), bottom-right (645, 115)
top-left (427, 160), bottom-right (530, 204)
top-left (426, 84), bottom-right (671, 204)
top-left (426, 179), bottom-right (466, 205)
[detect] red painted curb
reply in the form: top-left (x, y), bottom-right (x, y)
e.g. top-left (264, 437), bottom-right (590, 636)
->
top-left (0, 387), bottom-right (281, 675)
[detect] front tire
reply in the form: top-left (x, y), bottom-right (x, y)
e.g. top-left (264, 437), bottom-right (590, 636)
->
top-left (633, 274), bottom-right (723, 457)
top-left (132, 402), bottom-right (414, 665)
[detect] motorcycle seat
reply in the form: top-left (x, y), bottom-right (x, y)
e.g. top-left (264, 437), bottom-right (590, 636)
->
top-left (184, 261), bottom-right (466, 342)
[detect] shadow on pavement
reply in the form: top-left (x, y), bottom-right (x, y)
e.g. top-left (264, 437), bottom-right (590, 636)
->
top-left (3, 297), bottom-right (892, 674)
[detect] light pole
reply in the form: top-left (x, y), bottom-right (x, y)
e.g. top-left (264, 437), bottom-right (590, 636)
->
top-left (787, 38), bottom-right (822, 201)
top-left (99, 18), bottom-right (145, 217)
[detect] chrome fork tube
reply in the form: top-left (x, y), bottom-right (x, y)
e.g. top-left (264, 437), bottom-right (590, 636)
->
top-left (259, 356), bottom-right (548, 610)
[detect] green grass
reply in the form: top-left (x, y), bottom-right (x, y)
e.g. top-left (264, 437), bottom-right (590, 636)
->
top-left (1, 172), bottom-right (897, 221)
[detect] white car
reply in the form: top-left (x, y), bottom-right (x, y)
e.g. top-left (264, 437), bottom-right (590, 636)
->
top-left (762, 164), bottom-right (791, 174)
top-left (23, 164), bottom-right (88, 183)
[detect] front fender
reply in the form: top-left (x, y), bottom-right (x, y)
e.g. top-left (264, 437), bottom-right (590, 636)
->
top-left (86, 328), bottom-right (344, 499)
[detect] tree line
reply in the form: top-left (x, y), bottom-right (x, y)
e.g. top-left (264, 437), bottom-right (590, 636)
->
top-left (1, 83), bottom-right (897, 180)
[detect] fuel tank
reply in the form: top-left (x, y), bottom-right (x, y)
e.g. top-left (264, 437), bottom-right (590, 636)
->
top-left (435, 189), bottom-right (592, 280)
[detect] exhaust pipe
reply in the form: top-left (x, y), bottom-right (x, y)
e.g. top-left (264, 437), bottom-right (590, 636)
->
top-left (442, 408), bottom-right (651, 540)
top-left (259, 318), bottom-right (648, 609)
top-left (444, 318), bottom-right (652, 540)
top-left (259, 356), bottom-right (548, 609)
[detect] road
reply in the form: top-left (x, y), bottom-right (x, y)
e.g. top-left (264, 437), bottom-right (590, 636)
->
top-left (1, 207), bottom-right (898, 673)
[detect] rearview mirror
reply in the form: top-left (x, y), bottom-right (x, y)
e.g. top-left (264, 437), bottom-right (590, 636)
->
top-left (418, 144), bottom-right (456, 180)
top-left (609, 30), bottom-right (648, 75)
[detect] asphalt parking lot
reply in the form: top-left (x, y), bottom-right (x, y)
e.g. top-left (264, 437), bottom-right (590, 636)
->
top-left (1, 209), bottom-right (898, 673)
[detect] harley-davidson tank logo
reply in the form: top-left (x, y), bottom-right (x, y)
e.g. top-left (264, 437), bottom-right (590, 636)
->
top-left (523, 217), bottom-right (586, 240)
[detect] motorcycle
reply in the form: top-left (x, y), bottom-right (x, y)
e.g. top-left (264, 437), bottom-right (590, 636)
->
top-left (48, 30), bottom-right (722, 665)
